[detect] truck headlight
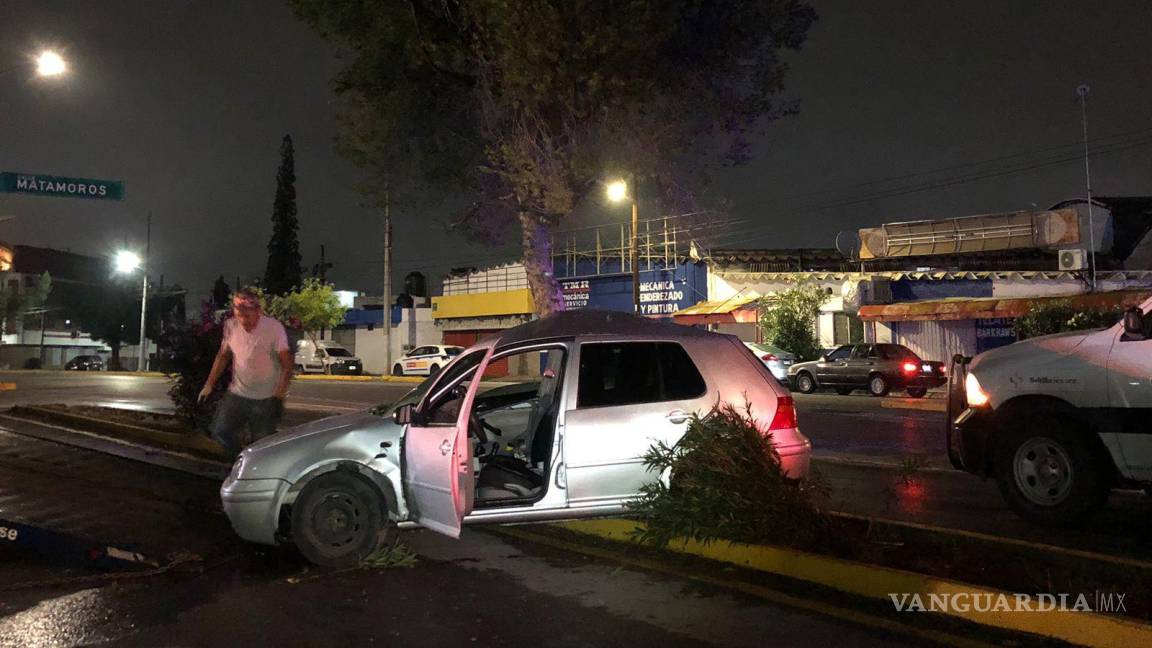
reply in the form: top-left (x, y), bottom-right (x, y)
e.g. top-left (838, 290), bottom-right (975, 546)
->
top-left (965, 372), bottom-right (990, 408)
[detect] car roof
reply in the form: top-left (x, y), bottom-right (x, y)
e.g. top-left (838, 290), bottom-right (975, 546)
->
top-left (494, 309), bottom-right (714, 348)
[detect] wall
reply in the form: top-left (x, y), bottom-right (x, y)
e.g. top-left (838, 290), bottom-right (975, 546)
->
top-left (891, 320), bottom-right (978, 363)
top-left (352, 308), bottom-right (440, 374)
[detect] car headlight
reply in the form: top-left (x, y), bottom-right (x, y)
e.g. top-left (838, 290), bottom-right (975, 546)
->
top-left (965, 372), bottom-right (990, 408)
top-left (229, 454), bottom-right (245, 481)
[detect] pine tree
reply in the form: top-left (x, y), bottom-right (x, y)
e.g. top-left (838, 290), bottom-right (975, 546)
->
top-left (211, 275), bottom-right (231, 308)
top-left (263, 135), bottom-right (302, 296)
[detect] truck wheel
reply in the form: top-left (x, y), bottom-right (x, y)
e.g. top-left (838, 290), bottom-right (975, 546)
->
top-left (795, 372), bottom-right (817, 394)
top-left (906, 387), bottom-right (928, 398)
top-left (993, 417), bottom-right (1109, 526)
top-left (868, 373), bottom-right (890, 397)
top-left (392, 364), bottom-right (404, 376)
top-left (291, 472), bottom-right (390, 568)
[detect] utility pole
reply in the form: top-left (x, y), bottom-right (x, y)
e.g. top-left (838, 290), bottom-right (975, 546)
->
top-left (137, 212), bottom-right (151, 372)
top-left (383, 183), bottom-right (393, 374)
top-left (316, 244), bottom-right (334, 283)
top-left (1076, 85), bottom-right (1098, 291)
top-left (630, 177), bottom-right (640, 314)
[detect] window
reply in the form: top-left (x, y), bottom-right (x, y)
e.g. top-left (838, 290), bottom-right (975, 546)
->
top-left (325, 347), bottom-right (351, 357)
top-left (577, 342), bottom-right (705, 408)
top-left (423, 351), bottom-right (486, 424)
top-left (825, 345), bottom-right (851, 361)
top-left (412, 346), bottom-right (434, 357)
top-left (851, 344), bottom-right (873, 359)
top-left (833, 312), bottom-right (864, 345)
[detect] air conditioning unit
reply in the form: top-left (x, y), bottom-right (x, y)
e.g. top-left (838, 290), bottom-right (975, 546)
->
top-left (1058, 249), bottom-right (1087, 271)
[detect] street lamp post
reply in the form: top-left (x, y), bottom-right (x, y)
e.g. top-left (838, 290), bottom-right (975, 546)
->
top-left (607, 178), bottom-right (640, 314)
top-left (115, 216), bottom-right (151, 373)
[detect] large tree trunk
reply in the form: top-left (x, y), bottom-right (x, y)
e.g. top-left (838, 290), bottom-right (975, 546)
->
top-left (519, 211), bottom-right (565, 318)
top-left (110, 342), bottom-right (122, 371)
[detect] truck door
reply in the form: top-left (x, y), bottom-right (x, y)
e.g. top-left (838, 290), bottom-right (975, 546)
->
top-left (1106, 300), bottom-right (1152, 480)
top-left (403, 347), bottom-right (492, 537)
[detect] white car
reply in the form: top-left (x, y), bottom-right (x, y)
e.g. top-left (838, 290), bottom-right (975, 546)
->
top-left (392, 344), bottom-right (464, 376)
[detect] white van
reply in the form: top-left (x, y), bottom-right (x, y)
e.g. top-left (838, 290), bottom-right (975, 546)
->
top-left (295, 340), bottom-right (363, 375)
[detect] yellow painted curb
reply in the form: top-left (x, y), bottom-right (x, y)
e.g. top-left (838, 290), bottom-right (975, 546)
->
top-left (880, 398), bottom-right (946, 412)
top-left (0, 382), bottom-right (15, 391)
top-left (557, 519), bottom-right (1152, 648)
top-left (294, 374), bottom-right (424, 383)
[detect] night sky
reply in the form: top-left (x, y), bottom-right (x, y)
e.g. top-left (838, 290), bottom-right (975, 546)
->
top-left (2, 1), bottom-right (1150, 302)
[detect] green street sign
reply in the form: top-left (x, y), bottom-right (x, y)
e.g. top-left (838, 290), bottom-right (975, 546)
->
top-left (0, 171), bottom-right (124, 201)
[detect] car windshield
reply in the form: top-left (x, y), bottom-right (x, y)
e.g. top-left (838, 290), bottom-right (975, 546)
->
top-left (325, 347), bottom-right (352, 357)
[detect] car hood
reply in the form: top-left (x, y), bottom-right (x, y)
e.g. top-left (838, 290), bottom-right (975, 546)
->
top-left (248, 409), bottom-right (398, 453)
top-left (789, 359), bottom-right (820, 374)
top-left (969, 329), bottom-right (1093, 374)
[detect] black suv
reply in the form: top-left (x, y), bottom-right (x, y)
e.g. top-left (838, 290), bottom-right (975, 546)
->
top-left (788, 343), bottom-right (945, 397)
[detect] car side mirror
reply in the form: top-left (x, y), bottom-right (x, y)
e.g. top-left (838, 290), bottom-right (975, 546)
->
top-left (393, 403), bottom-right (415, 426)
top-left (1122, 307), bottom-right (1145, 341)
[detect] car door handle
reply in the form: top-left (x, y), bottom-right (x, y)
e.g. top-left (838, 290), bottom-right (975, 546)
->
top-left (666, 410), bottom-right (688, 425)
top-left (439, 439), bottom-right (452, 456)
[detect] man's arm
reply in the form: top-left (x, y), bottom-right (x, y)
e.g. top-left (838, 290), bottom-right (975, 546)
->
top-left (199, 346), bottom-right (232, 402)
top-left (274, 349), bottom-right (293, 399)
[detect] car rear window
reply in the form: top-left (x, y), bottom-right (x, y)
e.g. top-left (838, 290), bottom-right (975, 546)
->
top-left (877, 344), bottom-right (919, 361)
top-left (577, 342), bottom-right (706, 408)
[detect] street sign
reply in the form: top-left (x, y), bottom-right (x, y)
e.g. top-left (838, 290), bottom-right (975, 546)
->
top-left (0, 171), bottom-right (124, 201)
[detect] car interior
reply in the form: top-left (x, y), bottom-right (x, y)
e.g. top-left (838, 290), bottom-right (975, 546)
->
top-left (469, 347), bottom-right (566, 507)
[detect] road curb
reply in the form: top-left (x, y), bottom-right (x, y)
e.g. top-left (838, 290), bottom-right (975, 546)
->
top-left (879, 398), bottom-right (947, 412)
top-left (293, 374), bottom-right (423, 384)
top-left (8, 406), bottom-right (225, 458)
top-left (555, 519), bottom-right (1152, 648)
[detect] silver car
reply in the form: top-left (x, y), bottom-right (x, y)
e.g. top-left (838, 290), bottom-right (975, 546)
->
top-left (221, 310), bottom-right (811, 566)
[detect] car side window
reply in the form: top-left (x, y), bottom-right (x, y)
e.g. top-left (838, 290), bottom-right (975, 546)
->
top-left (826, 346), bottom-right (851, 361)
top-left (577, 342), bottom-right (705, 408)
top-left (851, 344), bottom-right (872, 359)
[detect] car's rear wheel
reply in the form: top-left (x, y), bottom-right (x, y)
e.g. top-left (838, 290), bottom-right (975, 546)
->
top-left (906, 387), bottom-right (928, 398)
top-left (795, 372), bottom-right (817, 394)
top-left (868, 373), bottom-right (890, 397)
top-left (993, 415), bottom-right (1109, 526)
top-left (392, 364), bottom-right (404, 376)
top-left (428, 363), bottom-right (441, 376)
top-left (835, 388), bottom-right (853, 396)
top-left (291, 472), bottom-right (390, 568)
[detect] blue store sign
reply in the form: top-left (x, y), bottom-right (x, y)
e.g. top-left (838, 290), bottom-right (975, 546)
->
top-left (975, 317), bottom-right (1017, 353)
top-left (560, 263), bottom-right (705, 317)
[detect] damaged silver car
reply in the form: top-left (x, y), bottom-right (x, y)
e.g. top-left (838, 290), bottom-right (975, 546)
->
top-left (221, 310), bottom-right (811, 566)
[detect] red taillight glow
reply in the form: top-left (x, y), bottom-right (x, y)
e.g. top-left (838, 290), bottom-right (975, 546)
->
top-left (902, 362), bottom-right (918, 374)
top-left (761, 353), bottom-right (778, 362)
top-left (768, 396), bottom-right (798, 431)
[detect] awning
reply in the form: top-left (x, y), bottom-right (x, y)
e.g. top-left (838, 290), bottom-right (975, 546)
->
top-left (672, 294), bottom-right (762, 325)
top-left (859, 290), bottom-right (1152, 322)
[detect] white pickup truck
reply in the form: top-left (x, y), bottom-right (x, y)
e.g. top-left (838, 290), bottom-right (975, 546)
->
top-left (948, 295), bottom-right (1152, 525)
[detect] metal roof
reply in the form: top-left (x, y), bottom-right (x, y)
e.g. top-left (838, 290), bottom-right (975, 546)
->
top-left (858, 290), bottom-right (1152, 322)
top-left (712, 270), bottom-right (1152, 282)
top-left (493, 309), bottom-right (713, 348)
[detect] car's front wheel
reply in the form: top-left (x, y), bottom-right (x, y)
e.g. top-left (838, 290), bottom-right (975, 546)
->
top-left (291, 472), bottom-right (390, 568)
top-left (993, 416), bottom-right (1109, 526)
top-left (795, 372), bottom-right (817, 394)
top-left (868, 373), bottom-right (890, 397)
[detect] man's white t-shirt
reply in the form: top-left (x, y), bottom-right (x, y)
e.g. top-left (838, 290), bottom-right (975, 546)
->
top-left (223, 315), bottom-right (289, 400)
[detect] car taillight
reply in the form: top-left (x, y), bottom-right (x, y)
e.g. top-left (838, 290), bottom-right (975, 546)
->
top-left (902, 362), bottom-right (918, 374)
top-left (761, 353), bottom-right (778, 362)
top-left (768, 396), bottom-right (798, 431)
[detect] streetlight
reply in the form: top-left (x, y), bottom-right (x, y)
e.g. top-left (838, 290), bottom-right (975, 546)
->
top-left (35, 51), bottom-right (67, 77)
top-left (606, 177), bottom-right (640, 314)
top-left (114, 249), bottom-right (149, 372)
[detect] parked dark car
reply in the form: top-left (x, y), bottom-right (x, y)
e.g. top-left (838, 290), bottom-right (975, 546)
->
top-left (788, 343), bottom-right (945, 397)
top-left (64, 355), bottom-right (105, 371)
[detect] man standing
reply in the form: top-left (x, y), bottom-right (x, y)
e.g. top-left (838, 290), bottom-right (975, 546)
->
top-left (200, 289), bottom-right (293, 457)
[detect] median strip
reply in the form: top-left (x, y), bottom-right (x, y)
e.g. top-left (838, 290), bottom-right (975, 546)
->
top-left (554, 518), bottom-right (1152, 648)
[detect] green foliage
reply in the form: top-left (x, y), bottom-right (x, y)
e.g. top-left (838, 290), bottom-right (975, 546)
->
top-left (264, 135), bottom-right (303, 296)
top-left (758, 284), bottom-right (828, 361)
top-left (0, 271), bottom-right (52, 326)
top-left (266, 278), bottom-right (347, 346)
top-left (163, 301), bottom-right (230, 430)
top-left (627, 403), bottom-right (830, 550)
top-left (361, 541), bottom-right (418, 569)
top-left (1015, 300), bottom-right (1124, 340)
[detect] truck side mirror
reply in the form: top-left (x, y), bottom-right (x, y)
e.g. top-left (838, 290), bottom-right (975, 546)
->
top-left (1122, 307), bottom-right (1145, 341)
top-left (393, 403), bottom-right (415, 426)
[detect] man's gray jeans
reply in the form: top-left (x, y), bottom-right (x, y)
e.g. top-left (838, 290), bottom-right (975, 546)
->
top-left (211, 393), bottom-right (284, 458)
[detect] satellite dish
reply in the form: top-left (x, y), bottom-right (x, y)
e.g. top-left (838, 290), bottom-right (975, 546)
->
top-left (835, 230), bottom-right (861, 259)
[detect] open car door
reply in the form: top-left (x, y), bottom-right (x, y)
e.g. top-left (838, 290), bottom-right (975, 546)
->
top-left (403, 345), bottom-right (492, 537)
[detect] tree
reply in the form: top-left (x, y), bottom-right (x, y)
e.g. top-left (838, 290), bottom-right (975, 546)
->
top-left (73, 278), bottom-right (141, 370)
top-left (266, 277), bottom-right (347, 348)
top-left (759, 284), bottom-right (827, 361)
top-left (1015, 301), bottom-right (1124, 340)
top-left (291, 0), bottom-right (816, 316)
top-left (264, 134), bottom-right (303, 296)
top-left (211, 275), bottom-right (231, 309)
